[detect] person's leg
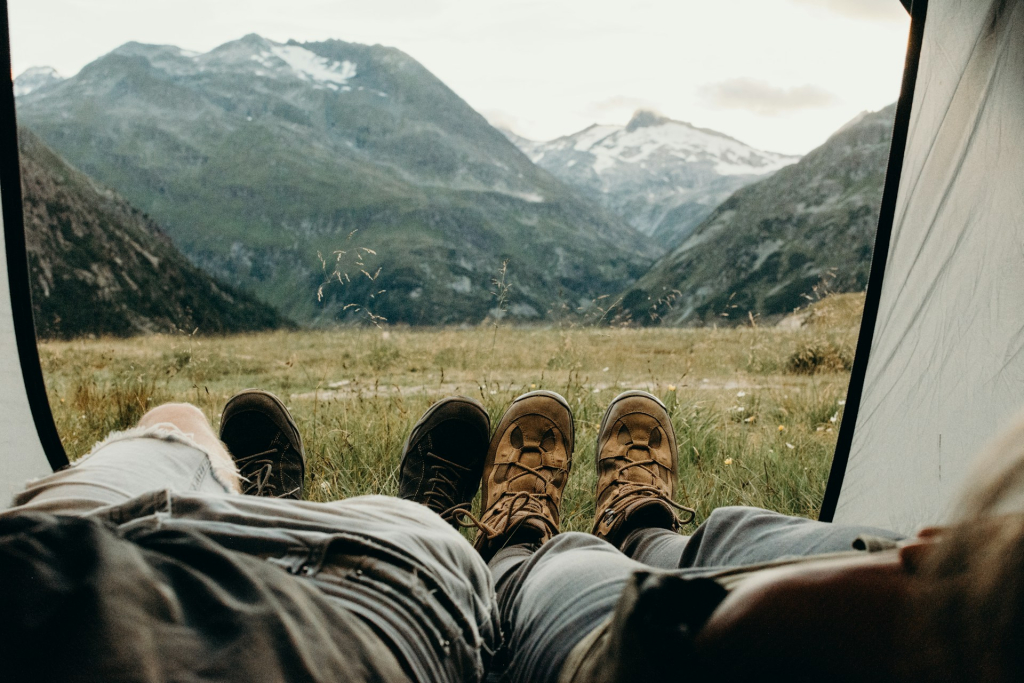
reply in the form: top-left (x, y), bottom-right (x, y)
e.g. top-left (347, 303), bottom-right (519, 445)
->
top-left (490, 534), bottom-right (643, 683)
top-left (587, 391), bottom-right (905, 570)
top-left (10, 402), bottom-right (240, 515)
top-left (619, 506), bottom-right (906, 569)
top-left (455, 390), bottom-right (625, 683)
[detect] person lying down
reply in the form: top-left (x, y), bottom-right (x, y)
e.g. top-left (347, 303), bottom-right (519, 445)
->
top-left (0, 388), bottom-right (1019, 682)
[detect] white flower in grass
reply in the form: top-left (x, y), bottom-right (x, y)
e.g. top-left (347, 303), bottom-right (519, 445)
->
top-left (737, 391), bottom-right (747, 398)
top-left (786, 443), bottom-right (795, 450)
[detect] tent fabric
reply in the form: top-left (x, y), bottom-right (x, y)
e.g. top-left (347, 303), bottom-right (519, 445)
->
top-left (0, 207), bottom-right (57, 507)
top-left (832, 0), bottom-right (1024, 533)
top-left (0, 4), bottom-right (66, 508)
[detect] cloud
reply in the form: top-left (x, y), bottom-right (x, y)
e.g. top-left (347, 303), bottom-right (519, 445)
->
top-left (698, 78), bottom-right (839, 116)
top-left (789, 0), bottom-right (908, 22)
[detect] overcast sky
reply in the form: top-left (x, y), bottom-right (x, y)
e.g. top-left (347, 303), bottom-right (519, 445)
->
top-left (9, 0), bottom-right (910, 155)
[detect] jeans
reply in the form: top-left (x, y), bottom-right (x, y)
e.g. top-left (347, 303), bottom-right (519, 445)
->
top-left (491, 507), bottom-right (905, 683)
top-left (4, 425), bottom-right (499, 683)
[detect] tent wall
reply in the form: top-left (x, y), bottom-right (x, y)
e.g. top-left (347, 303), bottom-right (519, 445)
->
top-left (0, 1), bottom-right (67, 508)
top-left (825, 0), bottom-right (1024, 533)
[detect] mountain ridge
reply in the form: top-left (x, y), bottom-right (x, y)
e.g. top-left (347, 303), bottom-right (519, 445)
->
top-left (18, 127), bottom-right (286, 338)
top-left (616, 103), bottom-right (896, 326)
top-left (17, 35), bottom-right (659, 326)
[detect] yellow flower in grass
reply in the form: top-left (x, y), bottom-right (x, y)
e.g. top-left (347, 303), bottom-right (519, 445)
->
top-left (724, 458), bottom-right (734, 465)
top-left (778, 425), bottom-right (785, 432)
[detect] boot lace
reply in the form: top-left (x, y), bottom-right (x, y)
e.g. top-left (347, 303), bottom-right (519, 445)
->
top-left (455, 458), bottom-right (564, 539)
top-left (607, 458), bottom-right (695, 525)
top-left (422, 450), bottom-right (471, 521)
top-left (236, 447), bottom-right (299, 498)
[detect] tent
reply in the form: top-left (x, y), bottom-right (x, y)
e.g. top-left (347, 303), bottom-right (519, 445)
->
top-left (0, 4), bottom-right (66, 508)
top-left (0, 0), bottom-right (1020, 537)
top-left (820, 0), bottom-right (1024, 533)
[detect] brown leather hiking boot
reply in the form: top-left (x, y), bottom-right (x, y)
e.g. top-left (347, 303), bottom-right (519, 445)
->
top-left (592, 390), bottom-right (694, 547)
top-left (471, 390), bottom-right (574, 560)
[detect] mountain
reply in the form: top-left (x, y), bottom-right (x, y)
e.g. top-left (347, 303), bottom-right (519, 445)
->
top-left (18, 127), bottom-right (286, 338)
top-left (15, 36), bottom-right (659, 325)
top-left (617, 104), bottom-right (896, 326)
top-left (505, 111), bottom-right (799, 248)
top-left (14, 66), bottom-right (64, 97)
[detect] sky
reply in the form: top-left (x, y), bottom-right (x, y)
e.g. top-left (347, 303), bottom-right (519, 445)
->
top-left (9, 0), bottom-right (910, 155)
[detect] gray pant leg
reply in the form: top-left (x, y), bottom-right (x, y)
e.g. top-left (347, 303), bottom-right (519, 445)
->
top-left (490, 508), bottom-right (906, 683)
top-left (621, 506), bottom-right (906, 569)
top-left (490, 533), bottom-right (642, 683)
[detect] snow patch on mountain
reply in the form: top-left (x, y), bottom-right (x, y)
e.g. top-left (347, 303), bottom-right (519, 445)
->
top-left (14, 66), bottom-right (64, 97)
top-left (254, 44), bottom-right (357, 89)
top-left (242, 43), bottom-right (356, 90)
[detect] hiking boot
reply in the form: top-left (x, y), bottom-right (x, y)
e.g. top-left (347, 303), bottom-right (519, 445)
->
top-left (398, 396), bottom-right (491, 526)
top-left (472, 390), bottom-right (574, 560)
top-left (220, 389), bottom-right (305, 499)
top-left (592, 390), bottom-right (694, 547)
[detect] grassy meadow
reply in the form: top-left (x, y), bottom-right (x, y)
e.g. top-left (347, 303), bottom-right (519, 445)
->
top-left (37, 294), bottom-right (863, 533)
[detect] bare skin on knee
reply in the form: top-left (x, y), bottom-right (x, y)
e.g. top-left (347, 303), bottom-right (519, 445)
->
top-left (139, 403), bottom-right (241, 493)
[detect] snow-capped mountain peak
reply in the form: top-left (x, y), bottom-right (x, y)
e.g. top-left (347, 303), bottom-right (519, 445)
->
top-left (506, 111), bottom-right (801, 246)
top-left (540, 110), bottom-right (798, 177)
top-left (14, 66), bottom-right (64, 97)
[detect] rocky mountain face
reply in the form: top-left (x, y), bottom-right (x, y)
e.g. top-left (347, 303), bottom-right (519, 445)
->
top-left (506, 111), bottom-right (799, 249)
top-left (16, 36), bottom-right (658, 325)
top-left (617, 104), bottom-right (896, 326)
top-left (18, 127), bottom-right (285, 338)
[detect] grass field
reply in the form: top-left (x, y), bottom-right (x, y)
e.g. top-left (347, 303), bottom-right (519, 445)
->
top-left (37, 294), bottom-right (863, 533)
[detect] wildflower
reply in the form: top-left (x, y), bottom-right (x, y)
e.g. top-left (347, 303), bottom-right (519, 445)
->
top-left (778, 425), bottom-right (785, 432)
top-left (737, 391), bottom-right (747, 398)
top-left (724, 458), bottom-right (734, 465)
top-left (602, 367), bottom-right (610, 372)
top-left (829, 412), bottom-right (838, 423)
top-left (744, 416), bottom-right (756, 423)
top-left (668, 384), bottom-right (677, 392)
top-left (530, 383), bottom-right (537, 389)
top-left (786, 443), bottom-right (795, 450)
top-left (731, 406), bottom-right (745, 412)
top-left (838, 400), bottom-right (846, 406)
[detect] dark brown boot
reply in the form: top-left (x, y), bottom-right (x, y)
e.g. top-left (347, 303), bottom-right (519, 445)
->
top-left (398, 396), bottom-right (490, 527)
top-left (471, 390), bottom-right (574, 560)
top-left (592, 390), bottom-right (693, 546)
top-left (220, 389), bottom-right (305, 499)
